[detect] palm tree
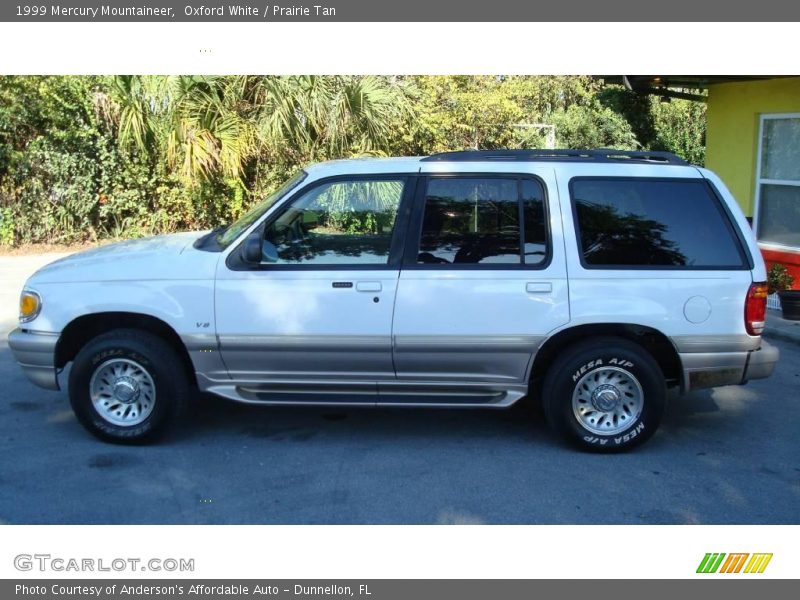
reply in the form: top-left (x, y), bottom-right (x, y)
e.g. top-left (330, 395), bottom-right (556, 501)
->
top-left (105, 75), bottom-right (255, 183)
top-left (102, 75), bottom-right (411, 187)
top-left (248, 75), bottom-right (410, 161)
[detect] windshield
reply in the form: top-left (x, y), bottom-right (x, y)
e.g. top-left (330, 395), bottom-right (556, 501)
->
top-left (215, 170), bottom-right (308, 249)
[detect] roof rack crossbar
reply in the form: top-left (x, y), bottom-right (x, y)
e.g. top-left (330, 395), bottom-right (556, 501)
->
top-left (421, 149), bottom-right (688, 165)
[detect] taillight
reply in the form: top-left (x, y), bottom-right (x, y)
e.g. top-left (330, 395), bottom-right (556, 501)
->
top-left (745, 282), bottom-right (768, 336)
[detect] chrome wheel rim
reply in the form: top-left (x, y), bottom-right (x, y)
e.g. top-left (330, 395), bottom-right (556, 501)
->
top-left (572, 366), bottom-right (644, 436)
top-left (89, 358), bottom-right (156, 427)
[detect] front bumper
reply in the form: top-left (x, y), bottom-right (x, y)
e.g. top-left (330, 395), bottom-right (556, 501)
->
top-left (680, 339), bottom-right (779, 392)
top-left (7, 328), bottom-right (60, 390)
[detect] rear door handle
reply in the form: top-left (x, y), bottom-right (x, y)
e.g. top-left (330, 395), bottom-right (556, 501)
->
top-left (356, 281), bottom-right (382, 292)
top-left (526, 282), bottom-right (552, 294)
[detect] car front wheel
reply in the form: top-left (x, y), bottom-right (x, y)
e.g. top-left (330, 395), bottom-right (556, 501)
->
top-left (68, 329), bottom-right (189, 443)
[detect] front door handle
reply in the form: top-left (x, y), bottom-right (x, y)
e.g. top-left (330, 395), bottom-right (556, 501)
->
top-left (356, 281), bottom-right (382, 292)
top-left (526, 282), bottom-right (552, 294)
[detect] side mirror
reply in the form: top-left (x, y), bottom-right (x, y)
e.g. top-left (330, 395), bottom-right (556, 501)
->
top-left (241, 232), bottom-right (279, 265)
top-left (242, 233), bottom-right (262, 264)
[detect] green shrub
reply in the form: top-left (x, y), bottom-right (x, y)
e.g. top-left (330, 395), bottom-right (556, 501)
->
top-left (768, 263), bottom-right (795, 294)
top-left (0, 207), bottom-right (14, 245)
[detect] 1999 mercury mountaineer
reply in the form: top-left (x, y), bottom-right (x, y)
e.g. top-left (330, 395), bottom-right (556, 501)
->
top-left (9, 149), bottom-right (779, 450)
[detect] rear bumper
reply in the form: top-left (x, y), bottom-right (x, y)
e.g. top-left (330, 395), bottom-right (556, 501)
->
top-left (743, 339), bottom-right (780, 382)
top-left (679, 339), bottom-right (779, 392)
top-left (7, 328), bottom-right (60, 391)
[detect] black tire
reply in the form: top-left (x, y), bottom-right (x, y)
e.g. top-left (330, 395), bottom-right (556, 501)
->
top-left (542, 336), bottom-right (665, 452)
top-left (68, 329), bottom-right (189, 443)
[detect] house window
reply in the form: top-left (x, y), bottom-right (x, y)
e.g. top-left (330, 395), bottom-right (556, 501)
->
top-left (755, 114), bottom-right (800, 249)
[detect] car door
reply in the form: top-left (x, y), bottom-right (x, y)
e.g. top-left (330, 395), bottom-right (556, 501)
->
top-left (388, 167), bottom-right (570, 399)
top-left (214, 175), bottom-right (413, 398)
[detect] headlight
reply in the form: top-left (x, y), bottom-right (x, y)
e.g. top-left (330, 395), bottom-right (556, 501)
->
top-left (19, 289), bottom-right (42, 323)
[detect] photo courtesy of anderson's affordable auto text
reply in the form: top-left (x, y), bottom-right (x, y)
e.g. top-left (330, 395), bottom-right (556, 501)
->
top-left (0, 0), bottom-right (798, 595)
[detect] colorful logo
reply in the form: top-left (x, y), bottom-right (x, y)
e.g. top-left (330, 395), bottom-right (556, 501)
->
top-left (696, 553), bottom-right (773, 574)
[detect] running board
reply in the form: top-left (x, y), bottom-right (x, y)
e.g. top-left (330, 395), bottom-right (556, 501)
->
top-left (204, 384), bottom-right (525, 409)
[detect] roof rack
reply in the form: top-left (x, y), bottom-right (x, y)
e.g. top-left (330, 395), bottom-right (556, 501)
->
top-left (421, 149), bottom-right (689, 165)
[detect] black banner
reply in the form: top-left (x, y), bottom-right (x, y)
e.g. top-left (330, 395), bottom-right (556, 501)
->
top-left (3, 0), bottom-right (800, 22)
top-left (4, 580), bottom-right (799, 600)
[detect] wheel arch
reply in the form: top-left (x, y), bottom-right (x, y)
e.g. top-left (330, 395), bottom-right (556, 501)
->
top-left (55, 311), bottom-right (196, 386)
top-left (530, 323), bottom-right (682, 397)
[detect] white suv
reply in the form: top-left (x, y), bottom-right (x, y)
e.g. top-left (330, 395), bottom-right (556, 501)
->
top-left (9, 149), bottom-right (779, 450)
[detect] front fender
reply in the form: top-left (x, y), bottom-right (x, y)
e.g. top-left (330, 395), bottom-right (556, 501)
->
top-left (21, 280), bottom-right (215, 338)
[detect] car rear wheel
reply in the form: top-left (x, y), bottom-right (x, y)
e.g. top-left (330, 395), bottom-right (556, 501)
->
top-left (68, 329), bottom-right (189, 443)
top-left (542, 337), bottom-right (666, 452)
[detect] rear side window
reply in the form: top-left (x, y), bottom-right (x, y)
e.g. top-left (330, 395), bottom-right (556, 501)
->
top-left (416, 176), bottom-right (548, 266)
top-left (571, 178), bottom-right (746, 269)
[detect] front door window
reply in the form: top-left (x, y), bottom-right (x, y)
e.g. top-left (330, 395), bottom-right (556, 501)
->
top-left (264, 178), bottom-right (405, 265)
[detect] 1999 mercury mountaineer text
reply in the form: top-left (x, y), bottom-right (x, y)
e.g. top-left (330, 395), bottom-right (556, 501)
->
top-left (18, 5), bottom-right (176, 18)
top-left (14, 5), bottom-right (338, 18)
top-left (8, 149), bottom-right (779, 451)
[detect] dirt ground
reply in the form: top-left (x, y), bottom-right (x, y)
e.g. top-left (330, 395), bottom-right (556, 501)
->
top-left (0, 241), bottom-right (101, 256)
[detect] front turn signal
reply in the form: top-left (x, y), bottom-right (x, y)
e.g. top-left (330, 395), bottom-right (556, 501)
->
top-left (19, 289), bottom-right (42, 323)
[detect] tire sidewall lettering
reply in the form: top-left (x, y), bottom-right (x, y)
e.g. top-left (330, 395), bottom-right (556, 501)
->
top-left (582, 421), bottom-right (646, 446)
top-left (90, 347), bottom-right (152, 370)
top-left (572, 358), bottom-right (634, 382)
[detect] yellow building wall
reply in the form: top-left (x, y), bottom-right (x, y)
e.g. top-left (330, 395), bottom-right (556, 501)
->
top-left (705, 77), bottom-right (800, 216)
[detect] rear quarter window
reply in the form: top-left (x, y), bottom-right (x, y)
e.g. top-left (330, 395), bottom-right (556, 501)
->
top-left (570, 178), bottom-right (747, 269)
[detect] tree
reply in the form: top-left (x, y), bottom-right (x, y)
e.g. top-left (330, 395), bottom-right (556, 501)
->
top-left (0, 75), bottom-right (707, 246)
top-left (599, 85), bottom-right (706, 165)
top-left (403, 76), bottom-right (639, 153)
top-left (548, 104), bottom-right (639, 149)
